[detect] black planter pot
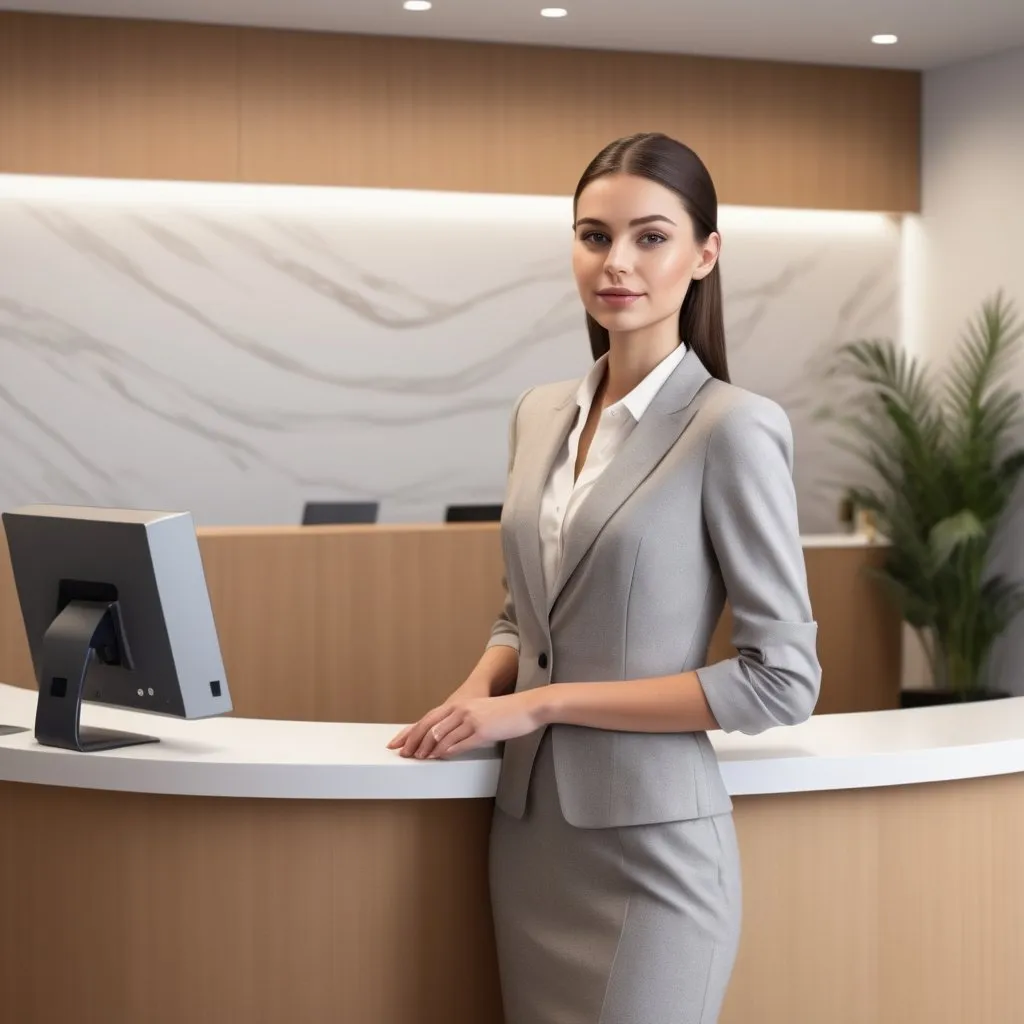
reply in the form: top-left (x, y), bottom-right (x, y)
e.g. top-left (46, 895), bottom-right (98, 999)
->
top-left (899, 688), bottom-right (1011, 709)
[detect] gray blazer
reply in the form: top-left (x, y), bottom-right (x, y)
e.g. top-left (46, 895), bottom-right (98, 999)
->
top-left (487, 348), bottom-right (821, 828)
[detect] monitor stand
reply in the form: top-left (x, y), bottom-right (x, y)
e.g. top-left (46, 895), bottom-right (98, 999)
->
top-left (35, 598), bottom-right (158, 753)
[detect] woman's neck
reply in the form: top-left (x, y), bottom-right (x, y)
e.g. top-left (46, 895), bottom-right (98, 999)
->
top-left (603, 325), bottom-right (682, 406)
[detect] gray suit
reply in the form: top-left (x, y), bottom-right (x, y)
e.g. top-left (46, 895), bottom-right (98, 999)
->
top-left (487, 348), bottom-right (821, 1023)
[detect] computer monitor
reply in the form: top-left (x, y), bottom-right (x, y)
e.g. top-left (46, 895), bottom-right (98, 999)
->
top-left (301, 501), bottom-right (379, 525)
top-left (445, 504), bottom-right (503, 523)
top-left (1, 504), bottom-right (233, 753)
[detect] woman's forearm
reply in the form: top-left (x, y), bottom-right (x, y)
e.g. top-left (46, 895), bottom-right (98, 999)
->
top-left (536, 671), bottom-right (719, 733)
top-left (464, 644), bottom-right (520, 697)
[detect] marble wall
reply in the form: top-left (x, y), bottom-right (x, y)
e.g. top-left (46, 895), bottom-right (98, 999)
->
top-left (0, 176), bottom-right (902, 530)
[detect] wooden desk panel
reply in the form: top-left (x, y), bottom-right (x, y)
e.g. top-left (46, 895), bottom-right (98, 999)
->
top-left (0, 525), bottom-right (899, 723)
top-left (0, 782), bottom-right (503, 1024)
top-left (1, 771), bottom-right (1020, 1023)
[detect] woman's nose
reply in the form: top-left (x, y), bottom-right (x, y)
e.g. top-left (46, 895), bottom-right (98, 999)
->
top-left (604, 245), bottom-right (632, 277)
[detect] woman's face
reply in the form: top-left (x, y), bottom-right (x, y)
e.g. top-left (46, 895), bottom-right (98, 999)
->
top-left (572, 173), bottom-right (720, 338)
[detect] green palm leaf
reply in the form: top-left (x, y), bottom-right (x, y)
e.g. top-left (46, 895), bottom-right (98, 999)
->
top-left (817, 292), bottom-right (1024, 696)
top-left (928, 511), bottom-right (985, 573)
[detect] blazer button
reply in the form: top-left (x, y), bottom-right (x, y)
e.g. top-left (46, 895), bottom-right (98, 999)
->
top-left (538, 653), bottom-right (549, 670)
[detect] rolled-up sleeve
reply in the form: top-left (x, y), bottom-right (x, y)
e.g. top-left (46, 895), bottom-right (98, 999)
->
top-left (486, 591), bottom-right (520, 652)
top-left (485, 388), bottom-right (533, 653)
top-left (695, 396), bottom-right (821, 734)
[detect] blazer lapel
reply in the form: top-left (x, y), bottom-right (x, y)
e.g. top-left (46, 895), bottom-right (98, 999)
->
top-left (513, 385), bottom-right (579, 631)
top-left (548, 349), bottom-right (712, 613)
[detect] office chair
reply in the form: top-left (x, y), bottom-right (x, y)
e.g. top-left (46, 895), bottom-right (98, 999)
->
top-left (444, 504), bottom-right (503, 523)
top-left (301, 501), bottom-right (380, 525)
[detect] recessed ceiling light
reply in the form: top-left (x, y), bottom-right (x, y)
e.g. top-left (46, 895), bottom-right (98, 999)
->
top-left (403, 1), bottom-right (432, 11)
top-left (541, 7), bottom-right (568, 17)
top-left (871, 33), bottom-right (898, 45)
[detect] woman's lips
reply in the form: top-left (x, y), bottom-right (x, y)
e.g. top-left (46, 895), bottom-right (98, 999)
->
top-left (596, 292), bottom-right (644, 307)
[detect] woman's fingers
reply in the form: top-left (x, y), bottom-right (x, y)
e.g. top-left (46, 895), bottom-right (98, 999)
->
top-left (396, 707), bottom-right (442, 757)
top-left (400, 706), bottom-right (452, 758)
top-left (411, 710), bottom-right (462, 760)
top-left (432, 721), bottom-right (476, 759)
top-left (387, 725), bottom-right (413, 749)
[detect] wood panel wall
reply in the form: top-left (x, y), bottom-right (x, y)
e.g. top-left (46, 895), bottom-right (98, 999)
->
top-left (0, 12), bottom-right (921, 210)
top-left (0, 525), bottom-right (901, 724)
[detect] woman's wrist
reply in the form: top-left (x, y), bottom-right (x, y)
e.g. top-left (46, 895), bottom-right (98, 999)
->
top-left (525, 684), bottom-right (559, 726)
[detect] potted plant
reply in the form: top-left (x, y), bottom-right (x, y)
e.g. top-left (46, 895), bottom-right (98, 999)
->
top-left (819, 292), bottom-right (1024, 704)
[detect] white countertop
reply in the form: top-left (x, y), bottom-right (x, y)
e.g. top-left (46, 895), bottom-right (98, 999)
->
top-left (800, 532), bottom-right (883, 548)
top-left (2, 681), bottom-right (1022, 801)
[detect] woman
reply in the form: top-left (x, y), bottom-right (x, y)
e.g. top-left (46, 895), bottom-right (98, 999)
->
top-left (388, 132), bottom-right (821, 1024)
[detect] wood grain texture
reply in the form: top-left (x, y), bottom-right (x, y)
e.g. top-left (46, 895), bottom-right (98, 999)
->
top-left (0, 782), bottom-right (502, 1023)
top-left (0, 537), bottom-right (32, 695)
top-left (0, 525), bottom-right (900, 723)
top-left (725, 772), bottom-right (1024, 1023)
top-left (1, 771), bottom-right (1020, 1023)
top-left (94, 19), bottom-right (240, 183)
top-left (0, 11), bottom-right (920, 210)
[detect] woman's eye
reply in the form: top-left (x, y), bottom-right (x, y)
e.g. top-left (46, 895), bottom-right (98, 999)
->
top-left (579, 230), bottom-right (665, 246)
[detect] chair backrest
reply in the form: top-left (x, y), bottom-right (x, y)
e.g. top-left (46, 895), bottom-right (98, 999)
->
top-left (301, 502), bottom-right (379, 525)
top-left (444, 504), bottom-right (503, 523)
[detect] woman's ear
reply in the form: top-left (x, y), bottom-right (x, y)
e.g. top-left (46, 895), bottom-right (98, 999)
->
top-left (692, 231), bottom-right (721, 281)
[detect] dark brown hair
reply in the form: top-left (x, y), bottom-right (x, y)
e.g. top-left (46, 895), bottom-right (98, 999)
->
top-left (573, 132), bottom-right (730, 383)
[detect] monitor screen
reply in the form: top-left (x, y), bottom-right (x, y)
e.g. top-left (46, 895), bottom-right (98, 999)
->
top-left (2, 504), bottom-right (232, 752)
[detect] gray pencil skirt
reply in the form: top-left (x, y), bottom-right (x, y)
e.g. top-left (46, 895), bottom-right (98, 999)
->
top-left (489, 732), bottom-right (742, 1024)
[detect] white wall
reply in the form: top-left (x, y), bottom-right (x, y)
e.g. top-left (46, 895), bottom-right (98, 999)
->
top-left (915, 44), bottom-right (1024, 694)
top-left (920, 45), bottom-right (1024, 365)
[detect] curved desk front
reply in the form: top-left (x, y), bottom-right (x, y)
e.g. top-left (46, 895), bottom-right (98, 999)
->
top-left (1, 682), bottom-right (1022, 1024)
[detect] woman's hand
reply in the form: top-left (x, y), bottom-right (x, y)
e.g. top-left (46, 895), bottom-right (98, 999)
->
top-left (387, 688), bottom-right (547, 760)
top-left (386, 675), bottom-right (491, 755)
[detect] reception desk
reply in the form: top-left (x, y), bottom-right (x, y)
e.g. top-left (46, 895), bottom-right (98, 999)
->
top-left (0, 526), bottom-right (901, 722)
top-left (1, 682), bottom-right (1022, 1023)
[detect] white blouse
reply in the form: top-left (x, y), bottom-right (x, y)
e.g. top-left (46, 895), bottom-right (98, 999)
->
top-left (538, 344), bottom-right (688, 598)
